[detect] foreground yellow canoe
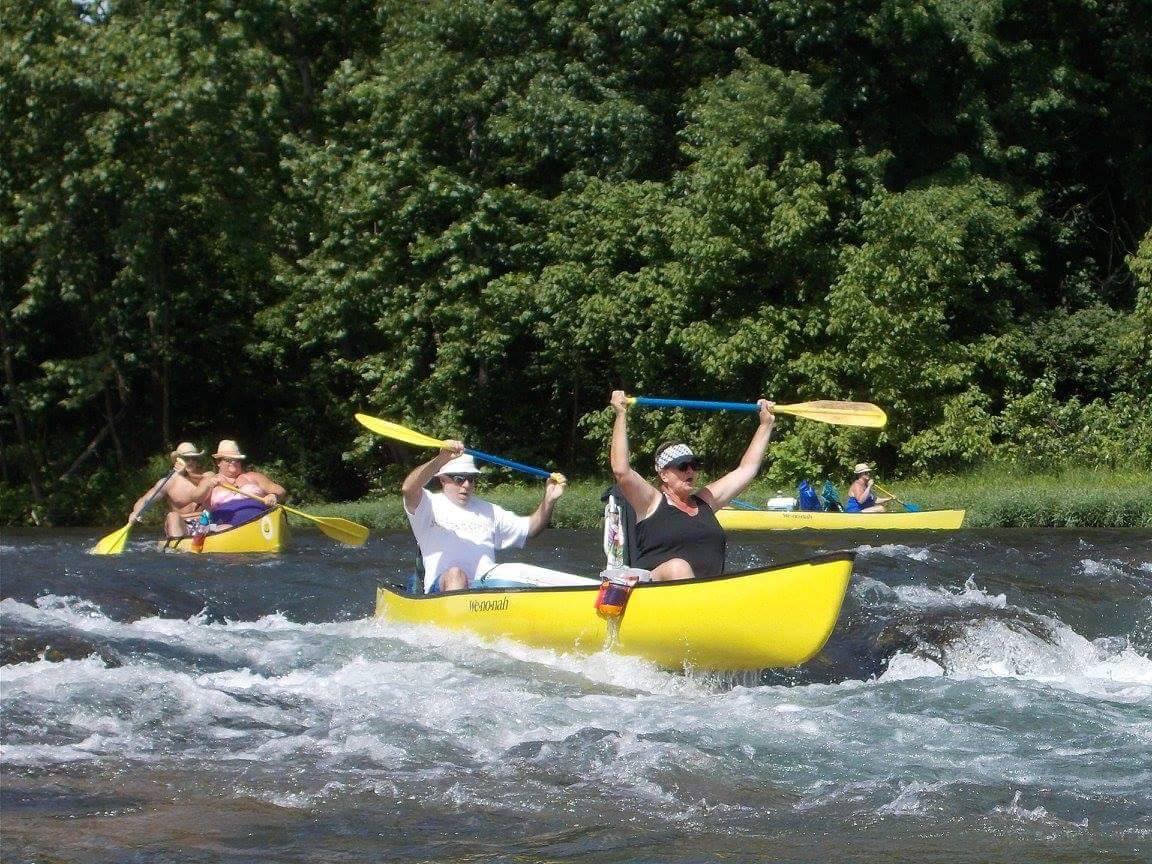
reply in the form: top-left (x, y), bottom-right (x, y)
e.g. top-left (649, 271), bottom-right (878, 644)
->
top-left (161, 508), bottom-right (290, 553)
top-left (717, 508), bottom-right (966, 531)
top-left (375, 552), bottom-right (855, 671)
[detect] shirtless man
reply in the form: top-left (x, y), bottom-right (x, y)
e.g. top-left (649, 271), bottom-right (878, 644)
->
top-left (128, 442), bottom-right (215, 538)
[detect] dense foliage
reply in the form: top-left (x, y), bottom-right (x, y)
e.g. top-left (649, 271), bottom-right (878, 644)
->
top-left (3, 0), bottom-right (1150, 525)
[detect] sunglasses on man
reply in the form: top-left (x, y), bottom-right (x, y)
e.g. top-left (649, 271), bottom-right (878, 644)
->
top-left (669, 459), bottom-right (701, 472)
top-left (446, 473), bottom-right (479, 485)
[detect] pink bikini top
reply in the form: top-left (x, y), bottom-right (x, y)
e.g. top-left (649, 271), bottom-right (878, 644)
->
top-left (208, 477), bottom-right (265, 508)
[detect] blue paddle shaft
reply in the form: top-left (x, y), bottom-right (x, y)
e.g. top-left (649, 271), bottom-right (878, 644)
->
top-left (465, 448), bottom-right (554, 479)
top-left (633, 396), bottom-right (759, 413)
top-left (729, 498), bottom-right (762, 511)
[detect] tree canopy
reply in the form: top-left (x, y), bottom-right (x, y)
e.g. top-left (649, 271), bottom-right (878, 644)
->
top-left (3, 0), bottom-right (1149, 524)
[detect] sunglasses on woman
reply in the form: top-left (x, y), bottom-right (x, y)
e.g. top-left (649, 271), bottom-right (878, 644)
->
top-left (670, 459), bottom-right (700, 472)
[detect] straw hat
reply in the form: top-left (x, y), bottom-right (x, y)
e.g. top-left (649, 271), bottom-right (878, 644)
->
top-left (212, 439), bottom-right (247, 460)
top-left (170, 442), bottom-right (204, 460)
top-left (853, 462), bottom-right (873, 475)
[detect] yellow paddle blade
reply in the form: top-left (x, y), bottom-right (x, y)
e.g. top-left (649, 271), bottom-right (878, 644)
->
top-left (775, 400), bottom-right (888, 428)
top-left (355, 413), bottom-right (447, 449)
top-left (91, 522), bottom-right (132, 555)
top-left (218, 482), bottom-right (370, 547)
top-left (283, 507), bottom-right (370, 547)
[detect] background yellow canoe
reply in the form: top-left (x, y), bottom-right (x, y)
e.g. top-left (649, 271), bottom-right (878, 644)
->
top-left (717, 508), bottom-right (966, 530)
top-left (162, 508), bottom-right (290, 553)
top-left (375, 552), bottom-right (855, 671)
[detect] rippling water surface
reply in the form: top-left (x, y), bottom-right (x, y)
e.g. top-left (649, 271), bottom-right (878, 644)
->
top-left (2, 526), bottom-right (1150, 863)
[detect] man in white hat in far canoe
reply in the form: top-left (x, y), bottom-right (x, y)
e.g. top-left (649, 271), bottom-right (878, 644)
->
top-left (402, 440), bottom-right (565, 593)
top-left (128, 442), bottom-right (216, 539)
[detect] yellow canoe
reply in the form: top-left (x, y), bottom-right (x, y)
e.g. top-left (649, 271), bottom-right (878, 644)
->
top-left (375, 552), bottom-right (855, 671)
top-left (161, 508), bottom-right (290, 553)
top-left (717, 508), bottom-right (966, 531)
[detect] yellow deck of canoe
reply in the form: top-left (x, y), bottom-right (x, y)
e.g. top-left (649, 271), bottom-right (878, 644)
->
top-left (161, 507), bottom-right (289, 553)
top-left (375, 552), bottom-right (855, 671)
top-left (717, 508), bottom-right (966, 531)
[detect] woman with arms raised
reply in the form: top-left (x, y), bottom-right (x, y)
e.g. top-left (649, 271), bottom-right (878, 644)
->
top-left (609, 390), bottom-right (775, 581)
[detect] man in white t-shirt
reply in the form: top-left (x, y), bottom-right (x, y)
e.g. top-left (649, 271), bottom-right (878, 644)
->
top-left (402, 440), bottom-right (565, 593)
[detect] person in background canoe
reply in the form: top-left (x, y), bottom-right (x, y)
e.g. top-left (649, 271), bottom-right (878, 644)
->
top-left (402, 442), bottom-right (565, 593)
top-left (845, 462), bottom-right (892, 513)
top-left (609, 389), bottom-right (776, 581)
top-left (203, 439), bottom-right (286, 526)
top-left (128, 442), bottom-right (215, 539)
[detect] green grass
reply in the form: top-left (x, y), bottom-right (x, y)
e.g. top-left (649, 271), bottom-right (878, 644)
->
top-left (310, 470), bottom-right (1152, 530)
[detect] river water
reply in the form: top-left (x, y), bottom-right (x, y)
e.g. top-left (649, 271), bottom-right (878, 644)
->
top-left (1, 526), bottom-right (1150, 863)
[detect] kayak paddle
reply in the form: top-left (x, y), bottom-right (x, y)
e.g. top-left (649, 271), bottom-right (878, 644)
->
top-left (354, 413), bottom-right (567, 483)
top-left (90, 466), bottom-right (179, 555)
top-left (873, 482), bottom-right (920, 512)
top-left (219, 483), bottom-right (369, 546)
top-left (627, 396), bottom-right (888, 428)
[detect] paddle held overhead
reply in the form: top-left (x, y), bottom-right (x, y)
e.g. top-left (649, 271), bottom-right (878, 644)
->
top-left (627, 396), bottom-right (888, 428)
top-left (354, 413), bottom-right (567, 483)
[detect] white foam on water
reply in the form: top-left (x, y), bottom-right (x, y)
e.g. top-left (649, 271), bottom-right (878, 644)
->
top-left (876, 578), bottom-right (1152, 700)
top-left (880, 653), bottom-right (946, 680)
top-left (1080, 558), bottom-right (1132, 579)
top-left (998, 791), bottom-right (1050, 821)
top-left (852, 543), bottom-right (932, 562)
top-left (877, 780), bottom-right (950, 815)
top-left (4, 578), bottom-right (1149, 829)
top-left (891, 576), bottom-right (1008, 611)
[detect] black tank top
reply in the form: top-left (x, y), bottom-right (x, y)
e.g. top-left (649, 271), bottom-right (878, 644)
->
top-left (633, 494), bottom-right (726, 578)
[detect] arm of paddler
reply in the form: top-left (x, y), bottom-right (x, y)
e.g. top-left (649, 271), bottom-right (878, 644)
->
top-left (248, 471), bottom-right (286, 506)
top-left (401, 441), bottom-right (462, 513)
top-left (704, 399), bottom-right (775, 510)
top-left (610, 390), bottom-right (662, 520)
top-left (526, 474), bottom-right (566, 537)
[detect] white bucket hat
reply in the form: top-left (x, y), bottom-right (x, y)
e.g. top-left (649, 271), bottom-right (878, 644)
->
top-left (437, 454), bottom-right (481, 476)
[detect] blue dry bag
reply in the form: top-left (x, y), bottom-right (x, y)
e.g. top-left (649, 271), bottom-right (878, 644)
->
top-left (797, 480), bottom-right (822, 512)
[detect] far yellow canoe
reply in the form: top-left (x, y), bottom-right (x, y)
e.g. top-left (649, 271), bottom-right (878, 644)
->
top-left (161, 508), bottom-right (290, 553)
top-left (375, 552), bottom-right (855, 671)
top-left (717, 508), bottom-right (966, 531)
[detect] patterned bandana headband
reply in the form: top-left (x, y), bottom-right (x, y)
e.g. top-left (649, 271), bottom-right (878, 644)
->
top-left (655, 443), bottom-right (695, 471)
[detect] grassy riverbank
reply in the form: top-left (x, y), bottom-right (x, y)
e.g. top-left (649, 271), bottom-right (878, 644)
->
top-left (313, 469), bottom-right (1152, 531)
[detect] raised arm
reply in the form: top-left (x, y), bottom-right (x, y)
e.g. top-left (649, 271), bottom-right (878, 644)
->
top-left (703, 399), bottom-right (775, 510)
top-left (610, 390), bottom-right (661, 519)
top-left (402, 440), bottom-right (463, 513)
top-left (526, 475), bottom-right (566, 537)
